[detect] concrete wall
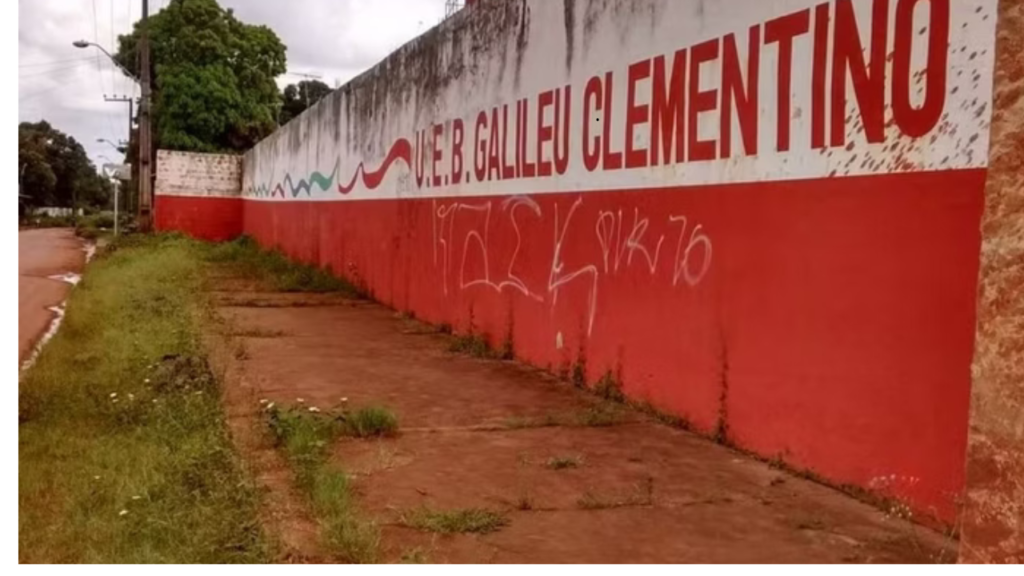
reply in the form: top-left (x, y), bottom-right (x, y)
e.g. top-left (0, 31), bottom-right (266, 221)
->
top-left (154, 150), bottom-right (242, 241)
top-left (961, 0), bottom-right (1023, 563)
top-left (228, 0), bottom-right (999, 524)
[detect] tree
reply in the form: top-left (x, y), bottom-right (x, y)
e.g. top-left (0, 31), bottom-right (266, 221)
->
top-left (280, 80), bottom-right (333, 125)
top-left (18, 121), bottom-right (111, 211)
top-left (114, 0), bottom-right (287, 153)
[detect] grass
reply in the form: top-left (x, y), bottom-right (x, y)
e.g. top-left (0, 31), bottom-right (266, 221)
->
top-left (204, 235), bottom-right (362, 295)
top-left (573, 403), bottom-right (627, 427)
top-left (340, 406), bottom-right (399, 439)
top-left (447, 332), bottom-right (498, 358)
top-left (594, 371), bottom-right (626, 403)
top-left (546, 455), bottom-right (584, 470)
top-left (18, 234), bottom-right (270, 563)
top-left (266, 405), bottom-right (381, 563)
top-left (400, 507), bottom-right (509, 535)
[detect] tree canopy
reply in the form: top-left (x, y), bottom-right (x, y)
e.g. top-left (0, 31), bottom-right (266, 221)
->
top-left (280, 79), bottom-right (333, 125)
top-left (18, 121), bottom-right (112, 210)
top-left (114, 0), bottom-right (287, 153)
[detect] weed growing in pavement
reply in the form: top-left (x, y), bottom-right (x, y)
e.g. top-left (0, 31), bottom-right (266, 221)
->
top-left (340, 406), bottom-right (399, 438)
top-left (630, 400), bottom-right (693, 431)
top-left (573, 403), bottom-right (626, 427)
top-left (546, 455), bottom-right (584, 470)
top-left (447, 332), bottom-right (498, 358)
top-left (266, 405), bottom-right (381, 563)
top-left (571, 357), bottom-right (587, 388)
top-left (203, 235), bottom-right (361, 295)
top-left (400, 507), bottom-right (510, 535)
top-left (594, 371), bottom-right (626, 403)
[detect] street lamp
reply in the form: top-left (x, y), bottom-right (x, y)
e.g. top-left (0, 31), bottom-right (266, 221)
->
top-left (97, 138), bottom-right (127, 152)
top-left (72, 40), bottom-right (139, 83)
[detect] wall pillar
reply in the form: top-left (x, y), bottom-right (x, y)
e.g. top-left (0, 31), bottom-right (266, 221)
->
top-left (961, 0), bottom-right (1024, 564)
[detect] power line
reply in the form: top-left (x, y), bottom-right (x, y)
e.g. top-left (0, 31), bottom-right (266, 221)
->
top-left (19, 61), bottom-right (92, 79)
top-left (19, 56), bottom-right (95, 68)
top-left (91, 0), bottom-right (101, 76)
top-left (109, 0), bottom-right (116, 97)
top-left (19, 75), bottom-right (91, 102)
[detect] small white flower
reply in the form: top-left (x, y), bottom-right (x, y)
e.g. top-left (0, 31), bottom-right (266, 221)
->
top-left (308, 407), bottom-right (320, 413)
top-left (93, 475), bottom-right (101, 480)
top-left (259, 399), bottom-right (268, 405)
top-left (128, 393), bottom-right (135, 400)
top-left (119, 510), bottom-right (128, 516)
top-left (296, 398), bottom-right (305, 403)
top-left (144, 378), bottom-right (151, 384)
top-left (340, 397), bottom-right (349, 403)
top-left (110, 392), bottom-right (118, 398)
top-left (266, 402), bottom-right (275, 410)
top-left (132, 495), bottom-right (141, 501)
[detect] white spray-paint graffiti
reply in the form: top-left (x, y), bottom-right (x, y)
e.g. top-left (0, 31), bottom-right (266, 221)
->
top-left (431, 195), bottom-right (713, 336)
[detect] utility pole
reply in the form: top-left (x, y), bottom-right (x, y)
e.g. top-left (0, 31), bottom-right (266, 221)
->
top-left (138, 0), bottom-right (153, 232)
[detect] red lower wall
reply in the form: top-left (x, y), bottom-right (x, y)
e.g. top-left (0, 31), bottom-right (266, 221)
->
top-left (155, 195), bottom-right (243, 242)
top-left (238, 169), bottom-right (983, 523)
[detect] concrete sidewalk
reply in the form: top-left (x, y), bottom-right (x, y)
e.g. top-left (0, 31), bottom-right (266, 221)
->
top-left (208, 274), bottom-right (954, 564)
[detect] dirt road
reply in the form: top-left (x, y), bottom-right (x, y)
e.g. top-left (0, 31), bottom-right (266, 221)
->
top-left (208, 273), bottom-right (955, 564)
top-left (18, 228), bottom-right (85, 365)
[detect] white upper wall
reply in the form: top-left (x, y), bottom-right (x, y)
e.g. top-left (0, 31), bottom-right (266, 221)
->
top-left (243, 0), bottom-right (998, 202)
top-left (156, 150), bottom-right (242, 198)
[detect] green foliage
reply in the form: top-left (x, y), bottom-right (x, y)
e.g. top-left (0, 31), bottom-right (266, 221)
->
top-left (18, 235), bottom-right (270, 563)
top-left (19, 121), bottom-right (113, 212)
top-left (594, 371), bottom-right (626, 403)
top-left (115, 0), bottom-right (287, 153)
top-left (203, 236), bottom-right (361, 295)
top-left (340, 407), bottom-right (399, 439)
top-left (574, 403), bottom-right (626, 427)
top-left (280, 80), bottom-right (333, 125)
top-left (267, 406), bottom-right (341, 491)
top-left (400, 508), bottom-right (510, 535)
top-left (266, 406), bottom-right (381, 563)
top-left (447, 333), bottom-right (497, 358)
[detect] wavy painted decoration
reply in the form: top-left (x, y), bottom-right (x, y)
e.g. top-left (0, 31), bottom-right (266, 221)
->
top-left (248, 138), bottom-right (413, 199)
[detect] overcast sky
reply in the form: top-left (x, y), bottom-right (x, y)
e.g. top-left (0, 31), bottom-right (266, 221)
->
top-left (18, 0), bottom-right (448, 171)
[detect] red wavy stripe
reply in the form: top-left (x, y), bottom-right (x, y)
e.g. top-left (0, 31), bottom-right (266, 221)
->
top-left (337, 138), bottom-right (413, 195)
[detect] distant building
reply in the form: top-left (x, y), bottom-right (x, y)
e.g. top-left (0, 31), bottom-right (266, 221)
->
top-left (33, 207), bottom-right (83, 218)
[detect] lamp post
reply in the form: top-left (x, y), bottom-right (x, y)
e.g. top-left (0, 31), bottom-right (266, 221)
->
top-left (97, 138), bottom-right (127, 153)
top-left (72, 40), bottom-right (139, 82)
top-left (75, 30), bottom-right (151, 232)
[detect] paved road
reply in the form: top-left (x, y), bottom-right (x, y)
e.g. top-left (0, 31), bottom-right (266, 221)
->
top-left (19, 228), bottom-right (85, 365)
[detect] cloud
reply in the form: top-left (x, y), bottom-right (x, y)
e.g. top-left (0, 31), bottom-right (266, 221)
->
top-left (19, 0), bottom-right (446, 172)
